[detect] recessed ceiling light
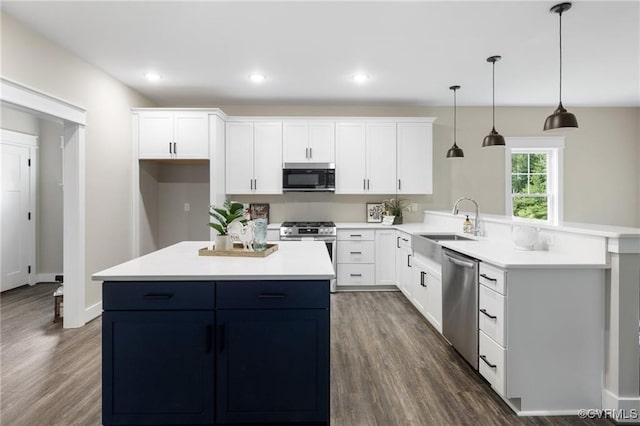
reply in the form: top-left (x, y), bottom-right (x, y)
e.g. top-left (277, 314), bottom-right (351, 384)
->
top-left (352, 73), bottom-right (370, 84)
top-left (145, 72), bottom-right (162, 82)
top-left (249, 73), bottom-right (266, 83)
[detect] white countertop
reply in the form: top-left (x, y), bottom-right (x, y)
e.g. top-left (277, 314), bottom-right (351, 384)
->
top-left (93, 241), bottom-right (335, 281)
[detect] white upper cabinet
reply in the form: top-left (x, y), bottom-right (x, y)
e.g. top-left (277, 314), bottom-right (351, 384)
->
top-left (335, 121), bottom-right (396, 194)
top-left (397, 122), bottom-right (433, 194)
top-left (335, 122), bottom-right (367, 194)
top-left (138, 110), bottom-right (209, 159)
top-left (283, 120), bottom-right (335, 163)
top-left (226, 121), bottom-right (282, 195)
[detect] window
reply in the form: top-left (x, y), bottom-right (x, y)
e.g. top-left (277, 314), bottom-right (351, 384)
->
top-left (505, 137), bottom-right (564, 224)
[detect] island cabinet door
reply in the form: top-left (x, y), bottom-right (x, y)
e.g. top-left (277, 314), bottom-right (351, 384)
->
top-left (216, 309), bottom-right (329, 424)
top-left (102, 311), bottom-right (215, 425)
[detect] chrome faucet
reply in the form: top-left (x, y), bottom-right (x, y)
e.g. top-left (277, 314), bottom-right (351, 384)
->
top-left (452, 197), bottom-right (480, 236)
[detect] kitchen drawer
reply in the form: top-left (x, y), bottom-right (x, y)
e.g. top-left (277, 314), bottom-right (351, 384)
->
top-left (337, 229), bottom-right (375, 241)
top-left (397, 232), bottom-right (412, 249)
top-left (479, 284), bottom-right (506, 346)
top-left (337, 240), bottom-right (375, 263)
top-left (103, 281), bottom-right (215, 311)
top-left (479, 330), bottom-right (506, 397)
top-left (216, 280), bottom-right (329, 309)
top-left (337, 264), bottom-right (375, 286)
top-left (479, 263), bottom-right (506, 295)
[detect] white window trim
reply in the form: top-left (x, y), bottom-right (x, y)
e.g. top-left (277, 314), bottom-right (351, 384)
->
top-left (505, 137), bottom-right (564, 225)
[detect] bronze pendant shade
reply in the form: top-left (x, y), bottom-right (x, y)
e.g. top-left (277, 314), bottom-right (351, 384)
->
top-left (446, 85), bottom-right (464, 158)
top-left (544, 2), bottom-right (578, 131)
top-left (482, 55), bottom-right (505, 147)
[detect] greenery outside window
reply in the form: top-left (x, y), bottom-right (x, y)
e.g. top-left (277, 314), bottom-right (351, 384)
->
top-left (505, 138), bottom-right (564, 224)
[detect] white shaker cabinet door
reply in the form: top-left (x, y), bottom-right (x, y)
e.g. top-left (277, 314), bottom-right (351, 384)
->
top-left (366, 122), bottom-right (397, 194)
top-left (253, 122), bottom-right (283, 194)
top-left (425, 272), bottom-right (443, 332)
top-left (397, 122), bottom-right (433, 194)
top-left (173, 111), bottom-right (209, 159)
top-left (308, 121), bottom-right (335, 163)
top-left (335, 122), bottom-right (367, 194)
top-left (283, 121), bottom-right (309, 163)
top-left (139, 111), bottom-right (173, 159)
top-left (226, 122), bottom-right (255, 194)
top-left (375, 230), bottom-right (397, 286)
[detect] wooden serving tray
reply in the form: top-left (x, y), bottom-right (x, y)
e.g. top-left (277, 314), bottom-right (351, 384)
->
top-left (198, 243), bottom-right (278, 258)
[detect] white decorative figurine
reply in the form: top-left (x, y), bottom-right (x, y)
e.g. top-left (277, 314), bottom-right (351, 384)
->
top-left (227, 220), bottom-right (256, 251)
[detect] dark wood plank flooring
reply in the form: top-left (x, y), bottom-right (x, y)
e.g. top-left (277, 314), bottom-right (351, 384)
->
top-left (1, 285), bottom-right (606, 425)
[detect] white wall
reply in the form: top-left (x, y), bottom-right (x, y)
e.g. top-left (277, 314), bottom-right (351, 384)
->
top-left (1, 12), bottom-right (156, 307)
top-left (1, 106), bottom-right (39, 134)
top-left (37, 118), bottom-right (63, 276)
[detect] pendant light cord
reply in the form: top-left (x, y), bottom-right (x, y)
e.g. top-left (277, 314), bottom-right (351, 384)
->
top-left (558, 10), bottom-right (563, 104)
top-left (453, 89), bottom-right (457, 143)
top-left (492, 61), bottom-right (496, 128)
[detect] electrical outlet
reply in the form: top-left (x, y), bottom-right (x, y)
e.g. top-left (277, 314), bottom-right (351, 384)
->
top-left (184, 203), bottom-right (190, 212)
top-left (410, 203), bottom-right (417, 212)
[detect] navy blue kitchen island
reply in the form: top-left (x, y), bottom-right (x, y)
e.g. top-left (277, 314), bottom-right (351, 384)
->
top-left (94, 241), bottom-right (334, 426)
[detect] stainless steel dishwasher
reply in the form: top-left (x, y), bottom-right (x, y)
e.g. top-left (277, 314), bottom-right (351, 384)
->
top-left (442, 248), bottom-right (479, 369)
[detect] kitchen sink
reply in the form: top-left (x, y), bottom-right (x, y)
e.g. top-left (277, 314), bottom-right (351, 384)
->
top-left (420, 234), bottom-right (475, 241)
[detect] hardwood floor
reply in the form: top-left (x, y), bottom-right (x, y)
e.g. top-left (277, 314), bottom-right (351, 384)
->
top-left (1, 285), bottom-right (607, 425)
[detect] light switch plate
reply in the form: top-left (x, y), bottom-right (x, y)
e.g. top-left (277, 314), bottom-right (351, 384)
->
top-left (184, 203), bottom-right (190, 212)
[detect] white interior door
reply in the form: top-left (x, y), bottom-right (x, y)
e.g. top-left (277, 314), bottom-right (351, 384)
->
top-left (1, 143), bottom-right (34, 291)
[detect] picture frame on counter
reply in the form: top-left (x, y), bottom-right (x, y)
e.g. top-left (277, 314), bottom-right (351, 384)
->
top-left (366, 203), bottom-right (384, 223)
top-left (250, 203), bottom-right (270, 223)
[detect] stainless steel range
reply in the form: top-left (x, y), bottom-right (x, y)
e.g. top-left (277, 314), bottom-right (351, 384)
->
top-left (280, 221), bottom-right (337, 292)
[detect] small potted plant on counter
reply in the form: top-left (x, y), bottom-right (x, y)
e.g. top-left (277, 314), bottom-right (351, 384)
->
top-left (383, 198), bottom-right (410, 225)
top-left (208, 200), bottom-right (248, 251)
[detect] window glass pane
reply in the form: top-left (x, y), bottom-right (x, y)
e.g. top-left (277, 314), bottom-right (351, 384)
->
top-left (512, 174), bottom-right (528, 194)
top-left (512, 196), bottom-right (548, 220)
top-left (529, 153), bottom-right (547, 173)
top-left (529, 174), bottom-right (547, 194)
top-left (512, 153), bottom-right (528, 173)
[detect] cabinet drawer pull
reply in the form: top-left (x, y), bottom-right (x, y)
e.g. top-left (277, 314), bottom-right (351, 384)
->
top-left (143, 293), bottom-right (174, 300)
top-left (480, 308), bottom-right (497, 319)
top-left (480, 355), bottom-right (497, 369)
top-left (258, 293), bottom-right (287, 299)
top-left (350, 234), bottom-right (362, 237)
top-left (480, 273), bottom-right (497, 282)
top-left (350, 251), bottom-right (362, 255)
top-left (350, 273), bottom-right (362, 277)
top-left (402, 238), bottom-right (409, 242)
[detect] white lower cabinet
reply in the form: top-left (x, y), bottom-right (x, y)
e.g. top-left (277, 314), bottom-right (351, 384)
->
top-left (477, 262), bottom-right (605, 414)
top-left (395, 231), bottom-right (413, 297)
top-left (337, 264), bottom-right (375, 286)
top-left (337, 230), bottom-right (375, 287)
top-left (375, 229), bottom-right (396, 286)
top-left (411, 254), bottom-right (442, 333)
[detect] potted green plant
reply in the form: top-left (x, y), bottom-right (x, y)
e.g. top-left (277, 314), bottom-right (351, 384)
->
top-left (208, 200), bottom-right (247, 250)
top-left (383, 198), bottom-right (410, 224)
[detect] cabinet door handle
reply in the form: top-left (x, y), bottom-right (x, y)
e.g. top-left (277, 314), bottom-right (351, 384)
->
top-left (480, 308), bottom-right (497, 320)
top-left (206, 325), bottom-right (212, 353)
top-left (402, 238), bottom-right (409, 242)
top-left (173, 142), bottom-right (177, 155)
top-left (219, 324), bottom-right (225, 353)
top-left (420, 271), bottom-right (426, 287)
top-left (309, 147), bottom-right (312, 159)
top-left (407, 254), bottom-right (412, 267)
top-left (398, 179), bottom-right (402, 191)
top-left (480, 355), bottom-right (497, 369)
top-left (367, 179), bottom-right (370, 190)
top-left (305, 147), bottom-right (309, 159)
top-left (254, 179), bottom-right (257, 190)
top-left (363, 179), bottom-right (366, 190)
top-left (143, 293), bottom-right (173, 300)
top-left (480, 273), bottom-right (497, 282)
top-left (350, 273), bottom-right (362, 277)
top-left (258, 293), bottom-right (287, 299)
top-left (169, 142), bottom-right (173, 154)
top-left (250, 179), bottom-right (254, 190)
top-left (397, 236), bottom-right (401, 248)
top-left (350, 251), bottom-right (362, 255)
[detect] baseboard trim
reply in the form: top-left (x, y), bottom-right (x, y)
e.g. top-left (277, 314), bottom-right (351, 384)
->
top-left (84, 301), bottom-right (102, 323)
top-left (37, 273), bottom-right (63, 283)
top-left (602, 389), bottom-right (640, 423)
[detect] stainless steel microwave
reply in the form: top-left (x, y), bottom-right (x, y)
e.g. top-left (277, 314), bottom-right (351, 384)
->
top-left (282, 163), bottom-right (335, 192)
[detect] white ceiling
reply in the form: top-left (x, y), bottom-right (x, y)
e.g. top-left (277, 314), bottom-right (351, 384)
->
top-left (2, 1), bottom-right (639, 107)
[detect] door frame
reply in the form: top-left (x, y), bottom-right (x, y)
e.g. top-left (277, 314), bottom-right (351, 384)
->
top-left (0, 130), bottom-right (38, 288)
top-left (1, 77), bottom-right (87, 328)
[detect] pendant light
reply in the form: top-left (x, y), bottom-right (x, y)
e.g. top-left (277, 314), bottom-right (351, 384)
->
top-left (544, 2), bottom-right (578, 131)
top-left (482, 55), bottom-right (505, 147)
top-left (446, 85), bottom-right (464, 158)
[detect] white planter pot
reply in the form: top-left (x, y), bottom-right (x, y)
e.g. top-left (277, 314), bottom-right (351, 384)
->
top-left (214, 235), bottom-right (230, 251)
